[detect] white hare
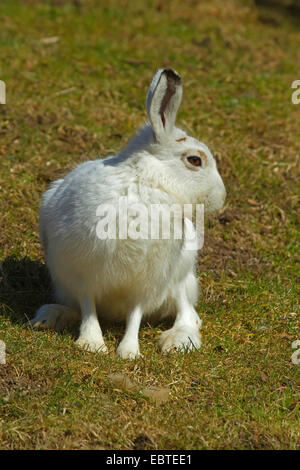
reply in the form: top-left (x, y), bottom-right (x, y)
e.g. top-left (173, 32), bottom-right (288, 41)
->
top-left (30, 68), bottom-right (226, 359)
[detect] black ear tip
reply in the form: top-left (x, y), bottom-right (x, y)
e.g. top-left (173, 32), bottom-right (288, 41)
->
top-left (162, 68), bottom-right (182, 85)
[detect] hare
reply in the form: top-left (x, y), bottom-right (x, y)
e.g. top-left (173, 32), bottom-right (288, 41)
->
top-left (30, 68), bottom-right (226, 359)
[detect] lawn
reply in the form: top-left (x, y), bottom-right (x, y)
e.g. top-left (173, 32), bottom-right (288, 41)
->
top-left (0, 0), bottom-right (299, 450)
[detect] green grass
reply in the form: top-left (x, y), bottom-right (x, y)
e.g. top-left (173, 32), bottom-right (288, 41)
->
top-left (0, 0), bottom-right (299, 449)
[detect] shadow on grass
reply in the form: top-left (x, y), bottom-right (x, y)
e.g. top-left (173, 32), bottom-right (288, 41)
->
top-left (0, 256), bottom-right (52, 325)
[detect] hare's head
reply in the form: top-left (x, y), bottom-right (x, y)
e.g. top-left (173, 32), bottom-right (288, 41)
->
top-left (144, 68), bottom-right (226, 212)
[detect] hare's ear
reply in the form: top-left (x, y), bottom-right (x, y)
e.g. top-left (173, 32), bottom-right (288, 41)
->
top-left (146, 68), bottom-right (182, 142)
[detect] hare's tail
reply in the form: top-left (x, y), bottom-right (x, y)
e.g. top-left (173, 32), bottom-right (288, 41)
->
top-left (29, 304), bottom-right (79, 331)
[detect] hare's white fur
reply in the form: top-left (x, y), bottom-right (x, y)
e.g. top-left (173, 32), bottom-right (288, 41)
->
top-left (31, 69), bottom-right (226, 358)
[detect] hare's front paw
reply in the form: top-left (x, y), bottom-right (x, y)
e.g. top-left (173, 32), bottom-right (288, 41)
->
top-left (116, 340), bottom-right (141, 360)
top-left (158, 326), bottom-right (201, 354)
top-left (76, 337), bottom-right (108, 353)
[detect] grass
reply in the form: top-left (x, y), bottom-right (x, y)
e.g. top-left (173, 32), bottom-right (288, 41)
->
top-left (0, 0), bottom-right (299, 450)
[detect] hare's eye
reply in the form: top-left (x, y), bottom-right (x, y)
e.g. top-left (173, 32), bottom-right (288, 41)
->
top-left (187, 156), bottom-right (202, 167)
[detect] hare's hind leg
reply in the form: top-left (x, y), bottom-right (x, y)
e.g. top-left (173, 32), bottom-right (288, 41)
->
top-left (76, 295), bottom-right (107, 353)
top-left (158, 273), bottom-right (202, 353)
top-left (116, 305), bottom-right (143, 359)
top-left (30, 304), bottom-right (79, 331)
